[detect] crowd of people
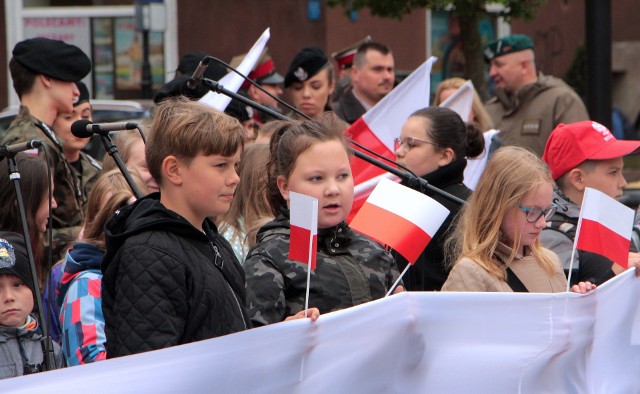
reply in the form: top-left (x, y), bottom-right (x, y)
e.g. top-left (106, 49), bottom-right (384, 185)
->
top-left (0, 31), bottom-right (638, 381)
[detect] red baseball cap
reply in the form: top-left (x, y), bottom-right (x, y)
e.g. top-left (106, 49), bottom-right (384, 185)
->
top-left (542, 121), bottom-right (640, 180)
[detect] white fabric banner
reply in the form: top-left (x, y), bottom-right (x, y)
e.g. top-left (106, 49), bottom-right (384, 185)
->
top-left (2, 270), bottom-right (639, 393)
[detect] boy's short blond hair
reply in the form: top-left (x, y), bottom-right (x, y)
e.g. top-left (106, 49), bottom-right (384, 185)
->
top-left (146, 97), bottom-right (245, 186)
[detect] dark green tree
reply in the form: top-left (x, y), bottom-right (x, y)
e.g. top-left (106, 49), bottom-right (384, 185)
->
top-left (327, 0), bottom-right (547, 100)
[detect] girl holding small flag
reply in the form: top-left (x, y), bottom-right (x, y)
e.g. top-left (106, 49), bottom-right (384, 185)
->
top-left (442, 146), bottom-right (595, 293)
top-left (244, 113), bottom-right (401, 326)
top-left (394, 107), bottom-right (484, 291)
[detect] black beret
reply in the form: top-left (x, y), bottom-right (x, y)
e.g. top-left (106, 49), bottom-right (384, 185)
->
top-left (284, 47), bottom-right (329, 88)
top-left (13, 37), bottom-right (91, 82)
top-left (74, 81), bottom-right (90, 106)
top-left (484, 34), bottom-right (534, 62)
top-left (153, 75), bottom-right (207, 104)
top-left (0, 232), bottom-right (34, 293)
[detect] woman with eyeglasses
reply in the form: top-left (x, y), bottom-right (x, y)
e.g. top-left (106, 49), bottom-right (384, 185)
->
top-left (442, 146), bottom-right (594, 294)
top-left (393, 106), bottom-right (484, 291)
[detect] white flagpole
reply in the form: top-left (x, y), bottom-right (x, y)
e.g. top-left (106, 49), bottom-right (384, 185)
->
top-left (304, 237), bottom-right (312, 318)
top-left (566, 195), bottom-right (588, 292)
top-left (386, 264), bottom-right (410, 297)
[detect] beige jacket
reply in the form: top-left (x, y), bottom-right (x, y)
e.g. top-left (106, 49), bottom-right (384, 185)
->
top-left (442, 243), bottom-right (567, 293)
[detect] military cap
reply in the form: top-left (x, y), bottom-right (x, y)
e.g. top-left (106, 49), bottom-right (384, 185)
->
top-left (331, 36), bottom-right (371, 70)
top-left (284, 47), bottom-right (329, 88)
top-left (484, 34), bottom-right (534, 62)
top-left (13, 37), bottom-right (91, 82)
top-left (0, 232), bottom-right (34, 293)
top-left (74, 81), bottom-right (90, 107)
top-left (231, 48), bottom-right (284, 88)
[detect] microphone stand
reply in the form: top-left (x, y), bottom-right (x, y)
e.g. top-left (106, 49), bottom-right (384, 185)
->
top-left (200, 78), bottom-right (465, 205)
top-left (6, 155), bottom-right (55, 371)
top-left (99, 133), bottom-right (144, 199)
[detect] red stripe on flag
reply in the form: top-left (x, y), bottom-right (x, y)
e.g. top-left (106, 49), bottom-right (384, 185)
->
top-left (350, 202), bottom-right (431, 263)
top-left (577, 218), bottom-right (630, 268)
top-left (289, 225), bottom-right (317, 270)
top-left (346, 117), bottom-right (396, 218)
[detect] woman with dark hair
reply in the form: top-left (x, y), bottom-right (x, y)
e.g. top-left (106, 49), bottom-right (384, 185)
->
top-left (0, 153), bottom-right (53, 290)
top-left (284, 47), bottom-right (335, 120)
top-left (393, 106), bottom-right (484, 291)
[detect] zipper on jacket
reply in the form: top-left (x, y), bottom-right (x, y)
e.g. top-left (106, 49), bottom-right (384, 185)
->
top-left (209, 241), bottom-right (246, 329)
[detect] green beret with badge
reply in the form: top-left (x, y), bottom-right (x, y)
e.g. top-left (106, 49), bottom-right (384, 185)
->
top-left (484, 34), bottom-right (534, 63)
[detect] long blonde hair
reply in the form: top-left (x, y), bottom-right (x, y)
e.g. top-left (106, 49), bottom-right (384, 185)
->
top-left (434, 77), bottom-right (494, 132)
top-left (447, 146), bottom-right (556, 280)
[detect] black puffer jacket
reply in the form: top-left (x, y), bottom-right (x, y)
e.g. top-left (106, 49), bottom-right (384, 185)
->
top-left (101, 194), bottom-right (251, 358)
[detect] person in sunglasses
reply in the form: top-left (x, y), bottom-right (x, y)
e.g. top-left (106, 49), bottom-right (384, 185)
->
top-left (541, 121), bottom-right (640, 286)
top-left (442, 146), bottom-right (594, 294)
top-left (394, 107), bottom-right (484, 291)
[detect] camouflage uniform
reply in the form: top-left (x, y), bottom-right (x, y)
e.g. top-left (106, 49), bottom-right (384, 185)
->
top-left (72, 152), bottom-right (102, 212)
top-left (245, 213), bottom-right (400, 326)
top-left (1, 106), bottom-right (84, 259)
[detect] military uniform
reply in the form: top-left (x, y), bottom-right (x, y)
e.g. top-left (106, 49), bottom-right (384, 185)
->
top-left (485, 74), bottom-right (589, 156)
top-left (5, 37), bottom-right (92, 259)
top-left (2, 107), bottom-right (84, 258)
top-left (245, 213), bottom-right (400, 326)
top-left (72, 152), bottom-right (102, 212)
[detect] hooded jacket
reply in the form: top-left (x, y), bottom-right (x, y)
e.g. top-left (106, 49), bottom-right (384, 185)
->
top-left (0, 319), bottom-right (65, 379)
top-left (245, 212), bottom-right (399, 326)
top-left (101, 194), bottom-right (251, 358)
top-left (57, 242), bottom-right (106, 365)
top-left (485, 74), bottom-right (589, 156)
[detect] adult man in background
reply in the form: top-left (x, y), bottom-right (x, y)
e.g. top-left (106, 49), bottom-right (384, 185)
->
top-left (484, 34), bottom-right (589, 156)
top-left (333, 42), bottom-right (395, 124)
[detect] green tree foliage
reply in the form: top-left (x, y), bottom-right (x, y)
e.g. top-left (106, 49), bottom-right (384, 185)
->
top-left (327, 0), bottom-right (547, 99)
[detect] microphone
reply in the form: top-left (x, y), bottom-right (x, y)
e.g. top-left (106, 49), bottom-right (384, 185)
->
top-left (71, 119), bottom-right (138, 138)
top-left (186, 56), bottom-right (211, 89)
top-left (0, 140), bottom-right (43, 156)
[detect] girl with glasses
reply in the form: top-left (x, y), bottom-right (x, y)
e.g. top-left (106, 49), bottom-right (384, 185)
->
top-left (442, 146), bottom-right (594, 294)
top-left (393, 106), bottom-right (484, 291)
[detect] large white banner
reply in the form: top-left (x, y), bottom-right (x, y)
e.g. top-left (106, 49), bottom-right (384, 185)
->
top-left (2, 270), bottom-right (639, 393)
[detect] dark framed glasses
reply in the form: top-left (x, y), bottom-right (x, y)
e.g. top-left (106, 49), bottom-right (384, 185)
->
top-left (518, 204), bottom-right (558, 223)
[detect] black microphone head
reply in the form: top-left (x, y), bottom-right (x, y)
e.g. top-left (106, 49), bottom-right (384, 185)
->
top-left (71, 119), bottom-right (94, 138)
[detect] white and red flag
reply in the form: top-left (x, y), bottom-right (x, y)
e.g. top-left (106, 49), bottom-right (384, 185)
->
top-left (350, 178), bottom-right (450, 264)
top-left (199, 28), bottom-right (270, 111)
top-left (347, 57), bottom-right (437, 220)
top-left (574, 187), bottom-right (634, 269)
top-left (289, 192), bottom-right (318, 270)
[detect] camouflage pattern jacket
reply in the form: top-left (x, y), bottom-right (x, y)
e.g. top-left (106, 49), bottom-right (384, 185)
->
top-left (245, 213), bottom-right (400, 326)
top-left (1, 106), bottom-right (84, 258)
top-left (72, 152), bottom-right (102, 213)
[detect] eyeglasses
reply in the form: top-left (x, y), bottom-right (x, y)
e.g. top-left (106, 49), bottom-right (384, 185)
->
top-left (394, 137), bottom-right (438, 151)
top-left (518, 204), bottom-right (558, 223)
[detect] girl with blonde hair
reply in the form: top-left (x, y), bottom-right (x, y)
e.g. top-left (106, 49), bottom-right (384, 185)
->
top-left (442, 146), bottom-right (593, 293)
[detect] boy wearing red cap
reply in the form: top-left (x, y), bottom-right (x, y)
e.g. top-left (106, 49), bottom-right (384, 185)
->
top-left (541, 121), bottom-right (640, 285)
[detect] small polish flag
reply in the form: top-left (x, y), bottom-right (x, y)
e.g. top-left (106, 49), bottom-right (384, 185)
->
top-left (350, 178), bottom-right (450, 263)
top-left (576, 187), bottom-right (634, 268)
top-left (199, 28), bottom-right (270, 111)
top-left (346, 57), bottom-right (437, 221)
top-left (289, 192), bottom-right (318, 269)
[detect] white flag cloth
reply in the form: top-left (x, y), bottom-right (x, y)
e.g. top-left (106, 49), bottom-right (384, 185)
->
top-left (438, 79), bottom-right (474, 123)
top-left (289, 192), bottom-right (318, 269)
top-left (198, 28), bottom-right (270, 111)
top-left (4, 270), bottom-right (640, 393)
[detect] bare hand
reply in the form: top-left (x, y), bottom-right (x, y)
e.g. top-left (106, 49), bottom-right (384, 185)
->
top-left (285, 308), bottom-right (320, 322)
top-left (392, 285), bottom-right (405, 294)
top-left (570, 281), bottom-right (596, 294)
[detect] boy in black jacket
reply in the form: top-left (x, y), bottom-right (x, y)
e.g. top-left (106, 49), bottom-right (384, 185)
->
top-left (101, 98), bottom-right (316, 358)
